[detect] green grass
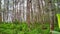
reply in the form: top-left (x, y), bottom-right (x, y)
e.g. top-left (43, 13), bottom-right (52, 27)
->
top-left (0, 22), bottom-right (50, 34)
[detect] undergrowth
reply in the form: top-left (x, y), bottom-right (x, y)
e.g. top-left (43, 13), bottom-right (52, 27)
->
top-left (0, 22), bottom-right (50, 34)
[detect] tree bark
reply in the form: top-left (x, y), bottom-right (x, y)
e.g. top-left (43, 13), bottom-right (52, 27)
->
top-left (27, 0), bottom-right (32, 26)
top-left (48, 0), bottom-right (54, 34)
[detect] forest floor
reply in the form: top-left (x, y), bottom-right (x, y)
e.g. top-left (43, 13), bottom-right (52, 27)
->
top-left (0, 22), bottom-right (59, 34)
top-left (0, 22), bottom-right (50, 34)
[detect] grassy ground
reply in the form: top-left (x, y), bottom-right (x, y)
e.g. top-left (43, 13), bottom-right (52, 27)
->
top-left (0, 22), bottom-right (50, 34)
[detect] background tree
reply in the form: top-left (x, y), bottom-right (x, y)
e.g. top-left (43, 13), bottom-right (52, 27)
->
top-left (0, 0), bottom-right (2, 22)
top-left (27, 0), bottom-right (31, 26)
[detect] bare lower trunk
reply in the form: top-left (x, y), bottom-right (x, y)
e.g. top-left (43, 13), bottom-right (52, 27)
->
top-left (27, 0), bottom-right (32, 26)
top-left (48, 0), bottom-right (54, 34)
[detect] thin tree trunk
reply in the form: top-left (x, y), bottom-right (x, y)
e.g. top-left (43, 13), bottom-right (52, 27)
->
top-left (27, 0), bottom-right (32, 26)
top-left (0, 0), bottom-right (2, 22)
top-left (0, 0), bottom-right (1, 10)
top-left (48, 0), bottom-right (54, 34)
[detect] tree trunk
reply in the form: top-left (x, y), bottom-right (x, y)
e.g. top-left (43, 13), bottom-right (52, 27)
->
top-left (0, 0), bottom-right (2, 22)
top-left (48, 0), bottom-right (54, 34)
top-left (27, 0), bottom-right (32, 26)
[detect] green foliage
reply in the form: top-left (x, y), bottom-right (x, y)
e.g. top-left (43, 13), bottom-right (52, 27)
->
top-left (56, 14), bottom-right (60, 28)
top-left (0, 22), bottom-right (50, 34)
top-left (54, 14), bottom-right (60, 34)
